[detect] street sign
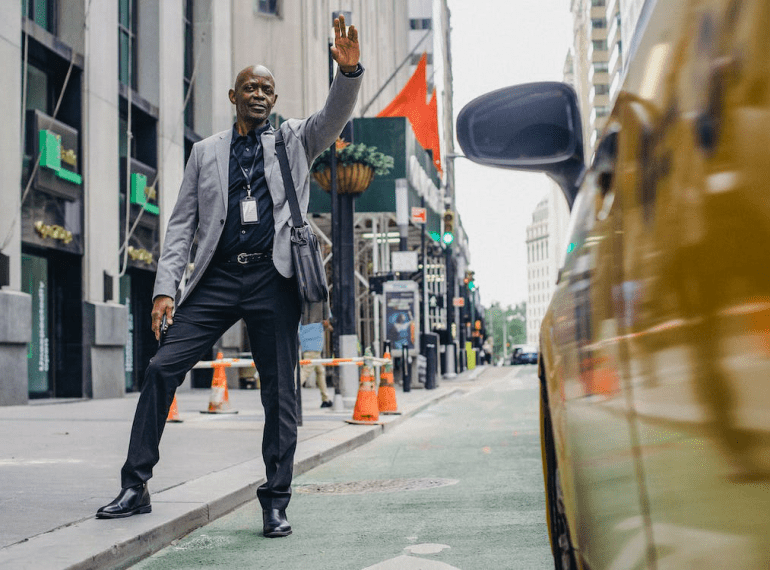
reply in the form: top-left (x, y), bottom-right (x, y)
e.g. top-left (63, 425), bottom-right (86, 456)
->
top-left (453, 297), bottom-right (465, 307)
top-left (411, 207), bottom-right (426, 224)
top-left (391, 251), bottom-right (418, 272)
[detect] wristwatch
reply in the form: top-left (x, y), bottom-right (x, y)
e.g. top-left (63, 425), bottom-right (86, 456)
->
top-left (340, 63), bottom-right (364, 78)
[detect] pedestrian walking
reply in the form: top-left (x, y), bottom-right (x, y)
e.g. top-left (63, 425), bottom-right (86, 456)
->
top-left (96, 15), bottom-right (363, 539)
top-left (300, 320), bottom-right (333, 408)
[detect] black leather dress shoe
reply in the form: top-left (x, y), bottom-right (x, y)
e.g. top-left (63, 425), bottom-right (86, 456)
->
top-left (262, 508), bottom-right (292, 537)
top-left (96, 484), bottom-right (151, 519)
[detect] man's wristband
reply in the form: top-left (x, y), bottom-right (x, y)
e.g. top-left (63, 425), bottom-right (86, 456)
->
top-left (340, 63), bottom-right (364, 77)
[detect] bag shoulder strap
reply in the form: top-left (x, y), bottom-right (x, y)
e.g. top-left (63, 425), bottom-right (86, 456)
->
top-left (274, 130), bottom-right (303, 228)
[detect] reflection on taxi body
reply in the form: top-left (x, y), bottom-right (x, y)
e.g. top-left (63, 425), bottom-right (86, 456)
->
top-left (456, 0), bottom-right (770, 568)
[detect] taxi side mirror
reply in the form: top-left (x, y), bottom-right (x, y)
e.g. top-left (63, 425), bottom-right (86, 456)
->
top-left (456, 82), bottom-right (585, 210)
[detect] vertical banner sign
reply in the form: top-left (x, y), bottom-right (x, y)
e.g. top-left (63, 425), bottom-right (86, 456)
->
top-left (383, 281), bottom-right (420, 351)
top-left (22, 254), bottom-right (50, 394)
top-left (119, 275), bottom-right (134, 391)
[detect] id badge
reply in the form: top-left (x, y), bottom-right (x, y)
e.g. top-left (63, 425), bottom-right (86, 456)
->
top-left (240, 197), bottom-right (259, 224)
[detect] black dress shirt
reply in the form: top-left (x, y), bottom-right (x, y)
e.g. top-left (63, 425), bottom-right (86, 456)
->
top-left (215, 123), bottom-right (274, 258)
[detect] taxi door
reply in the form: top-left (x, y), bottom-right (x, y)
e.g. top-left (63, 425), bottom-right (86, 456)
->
top-left (617, 0), bottom-right (770, 567)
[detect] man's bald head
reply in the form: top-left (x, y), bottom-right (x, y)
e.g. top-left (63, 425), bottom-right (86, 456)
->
top-left (234, 65), bottom-right (275, 91)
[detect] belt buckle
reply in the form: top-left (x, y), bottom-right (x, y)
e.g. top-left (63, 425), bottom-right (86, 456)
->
top-left (237, 253), bottom-right (249, 265)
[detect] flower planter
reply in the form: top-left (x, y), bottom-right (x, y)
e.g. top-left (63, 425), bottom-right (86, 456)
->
top-left (312, 163), bottom-right (375, 195)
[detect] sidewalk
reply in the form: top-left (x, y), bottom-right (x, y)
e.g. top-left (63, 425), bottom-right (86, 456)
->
top-left (0, 366), bottom-right (488, 570)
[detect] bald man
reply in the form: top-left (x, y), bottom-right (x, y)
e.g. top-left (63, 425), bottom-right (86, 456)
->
top-left (97, 16), bottom-right (363, 538)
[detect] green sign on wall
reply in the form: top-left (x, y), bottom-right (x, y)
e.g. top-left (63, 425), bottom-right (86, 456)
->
top-left (130, 172), bottom-right (159, 215)
top-left (39, 129), bottom-right (82, 185)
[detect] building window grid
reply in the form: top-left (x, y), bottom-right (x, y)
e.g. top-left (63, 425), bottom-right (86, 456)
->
top-left (257, 0), bottom-right (279, 15)
top-left (118, 0), bottom-right (138, 89)
top-left (410, 18), bottom-right (432, 30)
top-left (23, 0), bottom-right (55, 32)
top-left (410, 53), bottom-right (434, 66)
top-left (183, 0), bottom-right (194, 130)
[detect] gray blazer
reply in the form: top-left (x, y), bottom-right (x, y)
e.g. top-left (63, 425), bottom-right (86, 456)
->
top-left (152, 69), bottom-right (363, 306)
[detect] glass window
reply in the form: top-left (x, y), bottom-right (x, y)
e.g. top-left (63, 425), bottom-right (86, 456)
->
top-left (593, 61), bottom-right (609, 73)
top-left (410, 18), bottom-right (432, 30)
top-left (183, 0), bottom-right (194, 130)
top-left (24, 63), bottom-right (49, 113)
top-left (594, 84), bottom-right (610, 95)
top-left (592, 39), bottom-right (607, 51)
top-left (257, 0), bottom-right (278, 15)
top-left (118, 0), bottom-right (138, 89)
top-left (591, 18), bottom-right (606, 29)
top-left (410, 53), bottom-right (433, 65)
top-left (23, 0), bottom-right (54, 33)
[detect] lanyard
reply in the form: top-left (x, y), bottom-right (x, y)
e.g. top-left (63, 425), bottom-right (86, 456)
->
top-left (232, 142), bottom-right (260, 198)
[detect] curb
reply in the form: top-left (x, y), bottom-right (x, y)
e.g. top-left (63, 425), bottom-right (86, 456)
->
top-left (0, 386), bottom-right (462, 570)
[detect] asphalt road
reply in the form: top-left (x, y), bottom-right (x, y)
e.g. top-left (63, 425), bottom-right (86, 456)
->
top-left (131, 365), bottom-right (553, 570)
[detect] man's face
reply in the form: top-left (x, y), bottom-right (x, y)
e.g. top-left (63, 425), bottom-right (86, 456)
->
top-left (229, 67), bottom-right (277, 126)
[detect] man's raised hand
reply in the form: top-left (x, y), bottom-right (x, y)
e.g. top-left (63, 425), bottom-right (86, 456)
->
top-left (330, 14), bottom-right (359, 72)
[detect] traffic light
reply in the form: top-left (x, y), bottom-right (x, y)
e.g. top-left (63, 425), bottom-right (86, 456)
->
top-left (442, 210), bottom-right (455, 245)
top-left (464, 270), bottom-right (476, 291)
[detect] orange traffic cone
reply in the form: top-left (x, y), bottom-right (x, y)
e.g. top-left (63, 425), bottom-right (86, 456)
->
top-left (166, 395), bottom-right (183, 423)
top-left (377, 352), bottom-right (400, 415)
top-left (346, 348), bottom-right (380, 425)
top-left (201, 352), bottom-right (238, 414)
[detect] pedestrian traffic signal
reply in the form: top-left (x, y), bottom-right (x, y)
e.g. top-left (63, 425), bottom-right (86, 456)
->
top-left (442, 210), bottom-right (455, 245)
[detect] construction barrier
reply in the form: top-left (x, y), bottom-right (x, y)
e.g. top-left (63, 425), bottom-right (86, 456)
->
top-left (377, 351), bottom-right (400, 415)
top-left (201, 352), bottom-right (238, 414)
top-left (192, 351), bottom-right (395, 420)
top-left (346, 348), bottom-right (380, 425)
top-left (192, 355), bottom-right (393, 369)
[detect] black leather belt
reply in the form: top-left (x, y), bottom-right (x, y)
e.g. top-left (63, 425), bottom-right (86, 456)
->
top-left (219, 252), bottom-right (272, 265)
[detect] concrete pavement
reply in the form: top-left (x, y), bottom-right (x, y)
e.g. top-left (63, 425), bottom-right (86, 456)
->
top-left (0, 366), bottom-right (487, 570)
top-left (133, 364), bottom-right (551, 570)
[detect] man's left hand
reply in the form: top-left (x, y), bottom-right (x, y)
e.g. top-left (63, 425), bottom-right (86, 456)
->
top-left (330, 14), bottom-right (359, 72)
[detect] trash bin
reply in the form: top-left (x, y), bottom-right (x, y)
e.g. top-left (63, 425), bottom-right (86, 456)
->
top-left (420, 332), bottom-right (439, 389)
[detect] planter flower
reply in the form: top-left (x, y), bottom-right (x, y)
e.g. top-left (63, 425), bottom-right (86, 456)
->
top-left (311, 138), bottom-right (394, 195)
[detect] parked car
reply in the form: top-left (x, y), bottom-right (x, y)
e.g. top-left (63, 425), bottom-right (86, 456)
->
top-left (512, 345), bottom-right (538, 365)
top-left (457, 1), bottom-right (770, 568)
top-left (509, 346), bottom-right (523, 365)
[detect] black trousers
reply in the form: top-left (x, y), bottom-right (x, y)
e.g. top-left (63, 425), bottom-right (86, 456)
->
top-left (120, 258), bottom-right (301, 510)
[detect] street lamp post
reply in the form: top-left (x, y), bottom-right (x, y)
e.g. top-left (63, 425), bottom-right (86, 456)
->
top-left (329, 11), bottom-right (357, 409)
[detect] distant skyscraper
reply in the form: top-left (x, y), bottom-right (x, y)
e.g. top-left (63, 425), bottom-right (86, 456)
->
top-left (570, 0), bottom-right (645, 156)
top-left (525, 198), bottom-right (550, 346)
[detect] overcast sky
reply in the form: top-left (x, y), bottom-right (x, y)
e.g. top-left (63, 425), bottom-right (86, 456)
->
top-left (447, 0), bottom-right (573, 308)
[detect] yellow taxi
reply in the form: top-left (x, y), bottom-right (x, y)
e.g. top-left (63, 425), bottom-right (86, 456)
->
top-left (457, 0), bottom-right (770, 568)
